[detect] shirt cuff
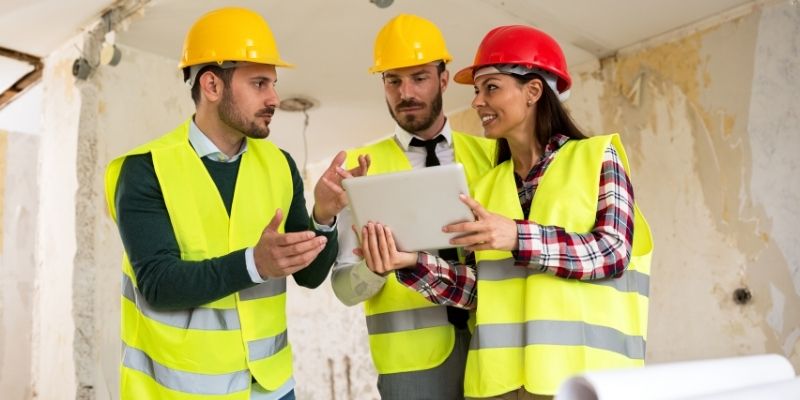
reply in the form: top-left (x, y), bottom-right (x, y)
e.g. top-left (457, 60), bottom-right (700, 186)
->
top-left (353, 259), bottom-right (388, 285)
top-left (512, 220), bottom-right (543, 266)
top-left (245, 247), bottom-right (266, 283)
top-left (312, 215), bottom-right (337, 232)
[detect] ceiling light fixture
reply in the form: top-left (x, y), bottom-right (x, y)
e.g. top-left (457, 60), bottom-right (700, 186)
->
top-left (278, 96), bottom-right (317, 186)
top-left (370, 0), bottom-right (393, 9)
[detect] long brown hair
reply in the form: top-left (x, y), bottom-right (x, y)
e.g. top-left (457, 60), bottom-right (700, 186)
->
top-left (496, 73), bottom-right (587, 164)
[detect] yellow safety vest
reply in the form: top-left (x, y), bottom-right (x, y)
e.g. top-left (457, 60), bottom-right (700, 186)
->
top-left (105, 120), bottom-right (294, 399)
top-left (465, 134), bottom-right (653, 397)
top-left (345, 131), bottom-right (496, 374)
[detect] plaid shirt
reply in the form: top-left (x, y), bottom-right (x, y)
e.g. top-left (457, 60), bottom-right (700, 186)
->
top-left (396, 134), bottom-right (635, 309)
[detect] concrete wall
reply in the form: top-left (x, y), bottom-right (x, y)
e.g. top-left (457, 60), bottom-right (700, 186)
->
top-left (0, 129), bottom-right (40, 400)
top-left (450, 0), bottom-right (800, 369)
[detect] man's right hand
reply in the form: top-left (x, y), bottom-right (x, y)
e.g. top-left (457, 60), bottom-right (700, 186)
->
top-left (254, 208), bottom-right (328, 279)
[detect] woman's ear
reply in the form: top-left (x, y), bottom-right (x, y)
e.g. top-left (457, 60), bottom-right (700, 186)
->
top-left (526, 79), bottom-right (543, 105)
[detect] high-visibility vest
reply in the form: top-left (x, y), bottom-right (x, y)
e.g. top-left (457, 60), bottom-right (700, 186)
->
top-left (345, 131), bottom-right (496, 374)
top-left (466, 134), bottom-right (653, 397)
top-left (105, 120), bottom-right (294, 399)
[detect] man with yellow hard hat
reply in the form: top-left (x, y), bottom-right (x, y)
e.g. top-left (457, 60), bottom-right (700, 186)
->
top-left (330, 14), bottom-right (496, 400)
top-left (105, 7), bottom-right (366, 400)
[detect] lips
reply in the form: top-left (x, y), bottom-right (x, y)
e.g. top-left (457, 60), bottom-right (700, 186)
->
top-left (479, 113), bottom-right (497, 126)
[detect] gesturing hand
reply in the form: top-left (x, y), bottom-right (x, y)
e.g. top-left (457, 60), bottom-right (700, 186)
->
top-left (253, 209), bottom-right (328, 279)
top-left (313, 151), bottom-right (371, 225)
top-left (356, 222), bottom-right (417, 276)
top-left (444, 194), bottom-right (518, 252)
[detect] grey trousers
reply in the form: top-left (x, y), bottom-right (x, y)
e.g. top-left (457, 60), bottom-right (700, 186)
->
top-left (376, 328), bottom-right (470, 400)
top-left (467, 388), bottom-right (552, 400)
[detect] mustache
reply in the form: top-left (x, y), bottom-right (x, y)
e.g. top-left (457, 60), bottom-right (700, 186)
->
top-left (255, 107), bottom-right (276, 117)
top-left (395, 100), bottom-right (425, 109)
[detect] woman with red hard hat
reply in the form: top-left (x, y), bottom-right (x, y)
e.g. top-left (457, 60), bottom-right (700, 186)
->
top-left (357, 25), bottom-right (654, 399)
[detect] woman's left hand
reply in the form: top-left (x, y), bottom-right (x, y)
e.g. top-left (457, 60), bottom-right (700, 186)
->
top-left (444, 194), bottom-right (518, 252)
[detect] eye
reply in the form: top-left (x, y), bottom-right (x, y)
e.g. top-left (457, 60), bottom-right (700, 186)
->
top-left (414, 75), bottom-right (428, 82)
top-left (487, 84), bottom-right (498, 92)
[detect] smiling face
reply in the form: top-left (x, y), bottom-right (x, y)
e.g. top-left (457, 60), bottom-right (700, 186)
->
top-left (218, 63), bottom-right (280, 139)
top-left (382, 63), bottom-right (448, 138)
top-left (471, 73), bottom-right (540, 141)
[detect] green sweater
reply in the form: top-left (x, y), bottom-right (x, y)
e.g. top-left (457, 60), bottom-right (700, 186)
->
top-left (114, 150), bottom-right (337, 310)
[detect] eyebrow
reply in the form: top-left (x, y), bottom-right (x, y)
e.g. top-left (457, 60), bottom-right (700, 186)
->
top-left (250, 75), bottom-right (276, 83)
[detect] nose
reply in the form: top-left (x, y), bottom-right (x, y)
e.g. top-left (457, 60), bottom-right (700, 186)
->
top-left (471, 92), bottom-right (485, 109)
top-left (398, 79), bottom-right (415, 101)
top-left (265, 86), bottom-right (280, 108)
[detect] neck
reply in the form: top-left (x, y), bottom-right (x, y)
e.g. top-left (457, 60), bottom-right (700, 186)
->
top-left (507, 129), bottom-right (541, 177)
top-left (194, 108), bottom-right (245, 158)
top-left (413, 114), bottom-right (446, 140)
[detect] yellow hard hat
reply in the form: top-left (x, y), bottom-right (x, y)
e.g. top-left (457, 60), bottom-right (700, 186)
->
top-left (179, 7), bottom-right (293, 69)
top-left (369, 14), bottom-right (452, 73)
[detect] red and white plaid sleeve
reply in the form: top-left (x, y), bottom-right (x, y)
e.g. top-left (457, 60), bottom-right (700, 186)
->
top-left (395, 251), bottom-right (477, 309)
top-left (512, 144), bottom-right (635, 280)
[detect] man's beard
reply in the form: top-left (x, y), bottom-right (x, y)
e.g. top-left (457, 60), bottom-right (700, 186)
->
top-left (219, 88), bottom-right (274, 139)
top-left (387, 87), bottom-right (443, 134)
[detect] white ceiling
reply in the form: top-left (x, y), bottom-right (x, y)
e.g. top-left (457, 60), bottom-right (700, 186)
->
top-left (1, 0), bottom-right (754, 158)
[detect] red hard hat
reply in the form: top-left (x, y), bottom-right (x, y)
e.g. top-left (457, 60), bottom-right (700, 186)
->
top-left (454, 25), bottom-right (571, 93)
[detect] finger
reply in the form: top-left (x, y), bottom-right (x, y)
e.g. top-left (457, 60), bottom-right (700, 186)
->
top-left (336, 167), bottom-right (354, 180)
top-left (280, 235), bottom-right (328, 257)
top-left (361, 226), bottom-right (375, 269)
top-left (321, 176), bottom-right (345, 195)
top-left (272, 230), bottom-right (317, 246)
top-left (329, 151), bottom-right (347, 171)
top-left (443, 220), bottom-right (482, 234)
top-left (449, 232), bottom-right (488, 247)
top-left (385, 226), bottom-right (399, 254)
top-left (352, 248), bottom-right (364, 258)
top-left (376, 225), bottom-right (392, 269)
top-left (351, 224), bottom-right (362, 245)
top-left (265, 208), bottom-right (284, 232)
top-left (366, 223), bottom-right (383, 272)
top-left (459, 194), bottom-right (491, 219)
top-left (279, 244), bottom-right (326, 271)
top-left (357, 154), bottom-right (371, 176)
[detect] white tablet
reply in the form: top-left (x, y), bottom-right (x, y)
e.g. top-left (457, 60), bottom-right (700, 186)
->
top-left (342, 163), bottom-right (474, 252)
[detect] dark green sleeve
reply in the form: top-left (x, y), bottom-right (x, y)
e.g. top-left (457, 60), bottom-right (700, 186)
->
top-left (280, 150), bottom-right (338, 288)
top-left (114, 154), bottom-right (255, 310)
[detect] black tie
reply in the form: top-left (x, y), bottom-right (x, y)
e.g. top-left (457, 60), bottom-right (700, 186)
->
top-left (409, 135), bottom-right (446, 167)
top-left (409, 135), bottom-right (468, 329)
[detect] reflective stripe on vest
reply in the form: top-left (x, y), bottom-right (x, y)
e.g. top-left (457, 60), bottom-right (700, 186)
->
top-left (469, 321), bottom-right (646, 359)
top-left (365, 307), bottom-right (450, 334)
top-left (105, 119), bottom-right (295, 397)
top-left (477, 259), bottom-right (650, 297)
top-left (465, 134), bottom-right (653, 397)
top-left (123, 344), bottom-right (251, 395)
top-left (248, 331), bottom-right (289, 361)
top-left (346, 131), bottom-right (496, 374)
top-left (122, 274), bottom-right (241, 330)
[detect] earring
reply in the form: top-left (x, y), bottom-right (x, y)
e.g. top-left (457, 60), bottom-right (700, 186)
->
top-left (527, 100), bottom-right (533, 106)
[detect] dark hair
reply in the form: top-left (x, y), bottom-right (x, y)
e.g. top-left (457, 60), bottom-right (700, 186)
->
top-left (496, 73), bottom-right (587, 164)
top-left (186, 65), bottom-right (236, 104)
top-left (437, 61), bottom-right (446, 75)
